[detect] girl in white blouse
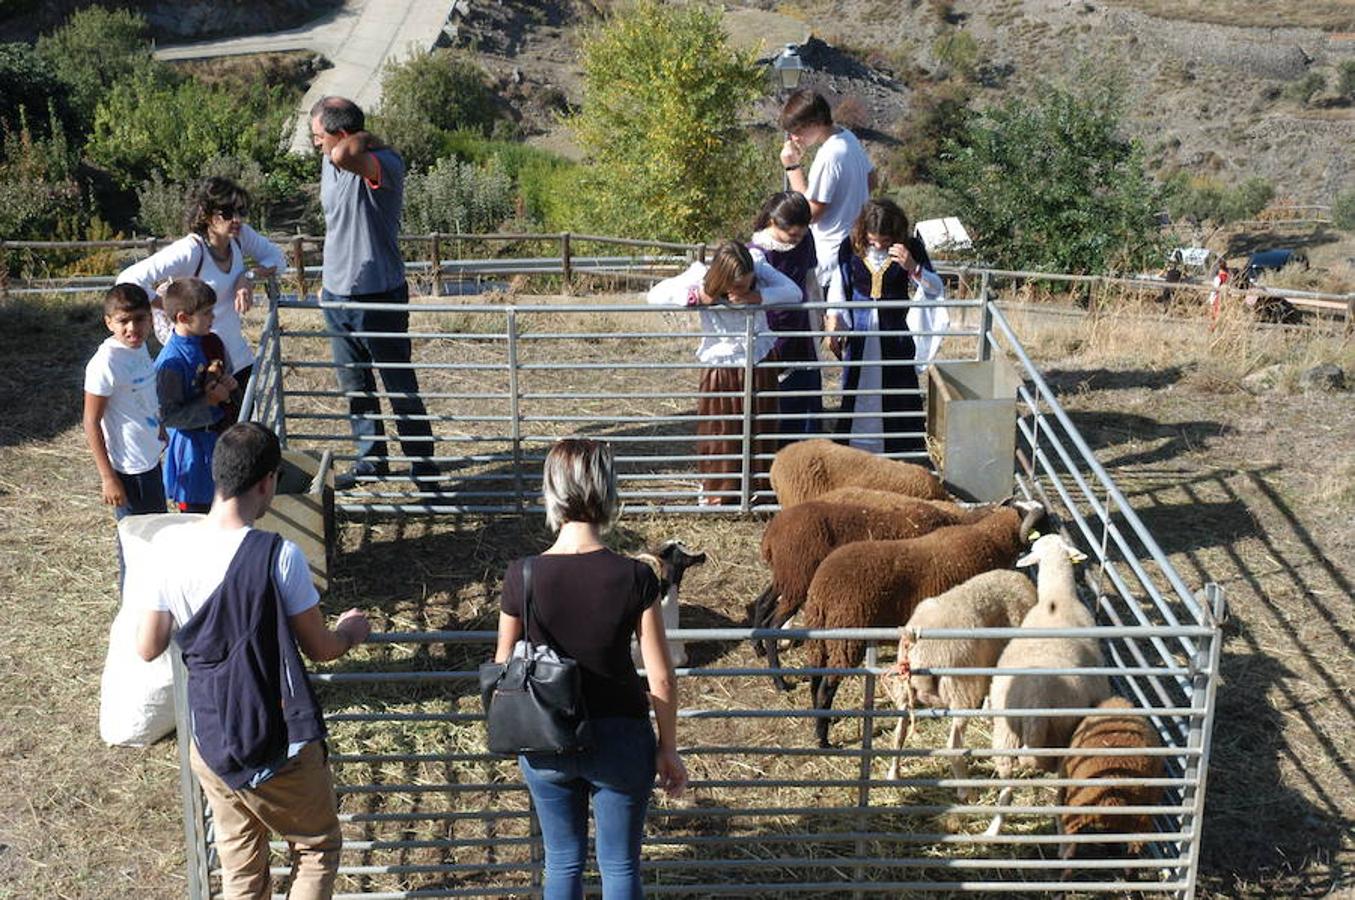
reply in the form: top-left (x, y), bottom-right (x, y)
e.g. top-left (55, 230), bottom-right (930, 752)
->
top-left (647, 241), bottom-right (800, 505)
top-left (117, 177), bottom-right (286, 385)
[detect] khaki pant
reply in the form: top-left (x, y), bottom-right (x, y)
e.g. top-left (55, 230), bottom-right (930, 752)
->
top-left (190, 741), bottom-right (343, 900)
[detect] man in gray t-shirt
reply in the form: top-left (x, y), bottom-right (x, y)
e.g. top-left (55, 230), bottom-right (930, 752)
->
top-left (309, 96), bottom-right (436, 489)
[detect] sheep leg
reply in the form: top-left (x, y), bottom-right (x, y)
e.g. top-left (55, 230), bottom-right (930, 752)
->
top-left (765, 609), bottom-right (797, 692)
top-left (886, 710), bottom-right (905, 781)
top-left (983, 786), bottom-right (1014, 837)
top-left (749, 583), bottom-right (777, 657)
top-left (814, 676), bottom-right (841, 748)
top-left (948, 715), bottom-right (975, 802)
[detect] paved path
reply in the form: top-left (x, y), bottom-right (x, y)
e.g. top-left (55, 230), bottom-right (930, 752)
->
top-left (153, 0), bottom-right (457, 154)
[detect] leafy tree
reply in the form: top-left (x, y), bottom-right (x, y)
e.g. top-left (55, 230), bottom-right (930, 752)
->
top-left (0, 43), bottom-right (73, 139)
top-left (371, 49), bottom-right (499, 171)
top-left (563, 0), bottom-right (768, 241)
top-left (937, 78), bottom-right (1163, 274)
top-left (36, 7), bottom-right (153, 126)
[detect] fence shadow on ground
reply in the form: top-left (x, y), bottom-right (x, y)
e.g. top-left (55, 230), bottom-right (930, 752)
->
top-left (1123, 464), bottom-right (1354, 896)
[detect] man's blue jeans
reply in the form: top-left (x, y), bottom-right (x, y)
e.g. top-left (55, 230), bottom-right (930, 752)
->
top-left (321, 283), bottom-right (435, 470)
top-left (518, 717), bottom-right (657, 900)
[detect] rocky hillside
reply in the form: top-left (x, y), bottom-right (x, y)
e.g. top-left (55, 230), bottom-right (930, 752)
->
top-left (453, 0), bottom-right (1355, 205)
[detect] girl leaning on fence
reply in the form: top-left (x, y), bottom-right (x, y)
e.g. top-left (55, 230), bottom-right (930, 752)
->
top-left (647, 241), bottom-right (801, 505)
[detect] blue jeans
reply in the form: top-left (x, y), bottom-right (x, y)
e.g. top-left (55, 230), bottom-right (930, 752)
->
top-left (321, 283), bottom-right (435, 469)
top-left (113, 465), bottom-right (166, 592)
top-left (519, 717), bottom-right (657, 900)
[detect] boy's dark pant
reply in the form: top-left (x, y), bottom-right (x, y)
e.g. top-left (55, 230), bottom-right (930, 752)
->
top-left (321, 283), bottom-right (435, 473)
top-left (114, 465), bottom-right (166, 592)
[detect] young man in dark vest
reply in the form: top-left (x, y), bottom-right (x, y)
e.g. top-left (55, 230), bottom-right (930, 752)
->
top-left (136, 421), bottom-right (371, 899)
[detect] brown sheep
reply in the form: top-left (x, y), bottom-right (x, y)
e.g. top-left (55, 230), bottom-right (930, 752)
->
top-left (1058, 695), bottom-right (1166, 861)
top-left (800, 503), bottom-right (1044, 747)
top-left (769, 439), bottom-right (948, 508)
top-left (750, 489), bottom-right (999, 690)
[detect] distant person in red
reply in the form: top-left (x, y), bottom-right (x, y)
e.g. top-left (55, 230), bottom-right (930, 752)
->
top-left (1209, 260), bottom-right (1230, 325)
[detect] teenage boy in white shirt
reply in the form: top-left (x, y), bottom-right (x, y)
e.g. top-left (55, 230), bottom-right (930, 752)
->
top-left (777, 89), bottom-right (878, 295)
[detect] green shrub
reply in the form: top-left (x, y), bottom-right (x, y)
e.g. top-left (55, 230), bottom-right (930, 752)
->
top-left (1333, 188), bottom-right (1355, 232)
top-left (938, 75), bottom-right (1164, 274)
top-left (880, 79), bottom-right (972, 185)
top-left (403, 156), bottom-right (515, 234)
top-left (88, 72), bottom-right (292, 187)
top-left (1339, 61), bottom-right (1355, 99)
top-left (35, 7), bottom-right (153, 126)
top-left (0, 43), bottom-right (73, 139)
top-left (932, 30), bottom-right (980, 81)
top-left (371, 49), bottom-right (498, 171)
top-left (1282, 71), bottom-right (1326, 105)
top-left (134, 172), bottom-right (187, 238)
top-left (1164, 173), bottom-right (1274, 225)
top-left (563, 0), bottom-right (769, 242)
top-left (0, 111), bottom-right (87, 241)
top-left (891, 182), bottom-right (960, 226)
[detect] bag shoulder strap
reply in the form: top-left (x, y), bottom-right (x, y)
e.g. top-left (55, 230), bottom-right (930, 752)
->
top-left (520, 556), bottom-right (568, 657)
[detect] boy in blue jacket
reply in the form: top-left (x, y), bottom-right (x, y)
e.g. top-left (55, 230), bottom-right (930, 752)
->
top-left (154, 278), bottom-right (236, 512)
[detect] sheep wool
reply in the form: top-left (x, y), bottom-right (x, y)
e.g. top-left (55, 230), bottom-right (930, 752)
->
top-left (753, 492), bottom-right (995, 690)
top-left (802, 504), bottom-right (1041, 747)
top-left (1059, 695), bottom-right (1166, 858)
top-left (988, 534), bottom-right (1112, 775)
top-left (769, 439), bottom-right (949, 508)
top-left (884, 568), bottom-right (1038, 789)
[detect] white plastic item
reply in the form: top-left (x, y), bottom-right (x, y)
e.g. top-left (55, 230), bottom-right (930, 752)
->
top-left (98, 513), bottom-right (202, 747)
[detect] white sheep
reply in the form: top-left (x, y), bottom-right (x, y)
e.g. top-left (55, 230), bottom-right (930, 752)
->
top-left (987, 533), bottom-right (1112, 777)
top-left (882, 568), bottom-right (1038, 796)
top-left (769, 438), bottom-right (949, 508)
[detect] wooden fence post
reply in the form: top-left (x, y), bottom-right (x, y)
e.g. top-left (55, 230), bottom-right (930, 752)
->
top-left (0, 241), bottom-right (9, 303)
top-left (292, 236), bottom-right (307, 301)
top-left (561, 232), bottom-right (572, 293)
top-left (430, 232), bottom-right (442, 297)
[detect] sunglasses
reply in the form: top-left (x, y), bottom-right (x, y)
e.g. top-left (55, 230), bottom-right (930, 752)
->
top-left (214, 206), bottom-right (248, 220)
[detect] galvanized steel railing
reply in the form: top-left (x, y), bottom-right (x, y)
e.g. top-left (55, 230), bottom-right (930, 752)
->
top-left (178, 275), bottom-right (1223, 899)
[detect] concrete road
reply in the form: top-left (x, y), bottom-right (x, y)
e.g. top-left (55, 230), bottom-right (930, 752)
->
top-left (154, 0), bottom-right (456, 154)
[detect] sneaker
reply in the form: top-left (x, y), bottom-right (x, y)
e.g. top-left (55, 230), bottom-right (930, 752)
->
top-left (334, 460), bottom-right (388, 491)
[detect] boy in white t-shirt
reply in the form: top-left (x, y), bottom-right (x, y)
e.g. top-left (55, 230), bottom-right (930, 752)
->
top-left (778, 89), bottom-right (877, 292)
top-left (84, 283), bottom-right (167, 589)
top-left (83, 284), bottom-right (166, 520)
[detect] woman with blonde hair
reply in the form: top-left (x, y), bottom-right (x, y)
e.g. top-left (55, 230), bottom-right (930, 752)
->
top-left (647, 240), bottom-right (801, 504)
top-left (494, 438), bottom-right (687, 898)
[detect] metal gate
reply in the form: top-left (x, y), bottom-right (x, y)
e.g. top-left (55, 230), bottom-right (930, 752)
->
top-left (173, 282), bottom-right (1224, 898)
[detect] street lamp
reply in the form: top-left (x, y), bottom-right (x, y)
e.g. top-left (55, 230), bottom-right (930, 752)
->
top-left (773, 44), bottom-right (805, 190)
top-left (773, 43), bottom-right (804, 93)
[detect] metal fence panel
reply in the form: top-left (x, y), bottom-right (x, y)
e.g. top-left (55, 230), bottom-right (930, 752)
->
top-left (167, 284), bottom-right (1222, 899)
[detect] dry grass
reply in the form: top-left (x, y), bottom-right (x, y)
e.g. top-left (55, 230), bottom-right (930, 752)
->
top-left (2, 287), bottom-right (1352, 897)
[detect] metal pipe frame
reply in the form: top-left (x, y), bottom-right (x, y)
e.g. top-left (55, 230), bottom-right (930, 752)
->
top-left (172, 289), bottom-right (1224, 898)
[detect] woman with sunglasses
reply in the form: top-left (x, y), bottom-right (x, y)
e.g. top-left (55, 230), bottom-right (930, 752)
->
top-left (118, 176), bottom-right (286, 390)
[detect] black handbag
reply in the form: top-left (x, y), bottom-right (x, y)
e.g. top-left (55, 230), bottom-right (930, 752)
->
top-left (479, 557), bottom-right (593, 755)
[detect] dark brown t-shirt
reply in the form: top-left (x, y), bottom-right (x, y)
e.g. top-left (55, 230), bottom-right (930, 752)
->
top-left (501, 550), bottom-right (660, 720)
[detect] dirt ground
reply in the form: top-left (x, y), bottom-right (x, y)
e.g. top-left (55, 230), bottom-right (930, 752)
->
top-left (0, 285), bottom-right (1352, 897)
